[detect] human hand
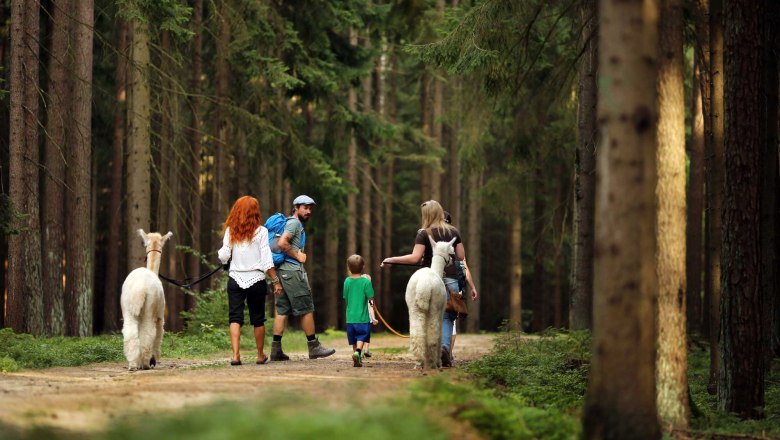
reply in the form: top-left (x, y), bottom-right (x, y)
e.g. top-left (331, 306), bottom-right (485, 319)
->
top-left (471, 288), bottom-right (478, 301)
top-left (371, 319), bottom-right (378, 325)
top-left (380, 258), bottom-right (390, 268)
top-left (273, 282), bottom-right (283, 296)
top-left (297, 251), bottom-right (307, 264)
top-left (361, 274), bottom-right (372, 281)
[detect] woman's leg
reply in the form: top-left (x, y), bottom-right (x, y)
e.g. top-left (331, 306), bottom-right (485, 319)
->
top-left (230, 323), bottom-right (242, 362)
top-left (254, 326), bottom-right (266, 360)
top-left (227, 278), bottom-right (247, 363)
top-left (246, 280), bottom-right (268, 361)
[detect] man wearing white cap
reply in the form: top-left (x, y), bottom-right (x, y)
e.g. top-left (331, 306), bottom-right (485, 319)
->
top-left (270, 195), bottom-right (336, 360)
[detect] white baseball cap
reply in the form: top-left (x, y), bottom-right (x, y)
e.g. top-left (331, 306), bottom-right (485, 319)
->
top-left (293, 195), bottom-right (316, 206)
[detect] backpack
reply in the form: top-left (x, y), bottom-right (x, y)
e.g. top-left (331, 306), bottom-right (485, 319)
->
top-left (264, 213), bottom-right (306, 266)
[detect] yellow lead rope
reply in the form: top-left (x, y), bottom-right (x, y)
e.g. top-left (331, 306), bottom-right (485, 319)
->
top-left (372, 304), bottom-right (409, 338)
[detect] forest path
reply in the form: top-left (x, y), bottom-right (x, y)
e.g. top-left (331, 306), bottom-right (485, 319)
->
top-left (0, 333), bottom-right (495, 438)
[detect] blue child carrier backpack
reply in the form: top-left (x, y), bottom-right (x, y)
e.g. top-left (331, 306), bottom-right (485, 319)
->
top-left (264, 213), bottom-right (306, 266)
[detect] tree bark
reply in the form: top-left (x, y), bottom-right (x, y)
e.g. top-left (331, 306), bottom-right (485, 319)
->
top-left (718, 0), bottom-right (766, 419)
top-left (42, 0), bottom-right (70, 336)
top-left (65, 0), bottom-right (94, 336)
top-left (571, 0), bottom-right (597, 331)
top-left (655, 0), bottom-right (690, 428)
top-left (707, 0), bottom-right (724, 395)
top-left (465, 171), bottom-right (482, 332)
top-left (103, 18), bottom-right (128, 333)
top-left (323, 205), bottom-right (339, 329)
top-left (186, 0), bottom-right (203, 305)
top-left (509, 201), bottom-right (522, 331)
top-left (583, 0), bottom-right (660, 438)
top-left (420, 70), bottom-right (431, 202)
top-left (7, 0), bottom-right (43, 334)
top-left (126, 19), bottom-right (152, 273)
top-left (532, 167), bottom-right (546, 331)
top-left (346, 27), bottom-right (358, 257)
top-left (212, 0), bottom-right (231, 254)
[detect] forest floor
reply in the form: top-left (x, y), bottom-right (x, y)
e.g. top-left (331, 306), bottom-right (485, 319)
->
top-left (0, 333), bottom-right (493, 438)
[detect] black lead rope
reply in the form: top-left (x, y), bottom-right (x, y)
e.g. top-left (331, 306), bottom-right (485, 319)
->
top-left (381, 262), bottom-right (423, 268)
top-left (159, 264), bottom-right (224, 290)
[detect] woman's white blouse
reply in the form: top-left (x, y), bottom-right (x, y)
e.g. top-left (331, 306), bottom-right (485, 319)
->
top-left (218, 226), bottom-right (274, 289)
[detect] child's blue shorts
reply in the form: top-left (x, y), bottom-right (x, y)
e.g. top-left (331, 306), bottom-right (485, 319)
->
top-left (347, 323), bottom-right (371, 345)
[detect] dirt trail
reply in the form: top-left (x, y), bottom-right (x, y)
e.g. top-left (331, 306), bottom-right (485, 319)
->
top-left (0, 333), bottom-right (494, 436)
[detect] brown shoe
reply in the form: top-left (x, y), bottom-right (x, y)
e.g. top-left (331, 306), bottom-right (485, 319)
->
top-left (270, 341), bottom-right (289, 361)
top-left (441, 346), bottom-right (452, 368)
top-left (307, 338), bottom-right (335, 359)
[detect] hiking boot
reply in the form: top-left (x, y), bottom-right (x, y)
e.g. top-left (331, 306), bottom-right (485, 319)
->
top-left (352, 351), bottom-right (363, 367)
top-left (363, 350), bottom-right (372, 358)
top-left (441, 346), bottom-right (452, 368)
top-left (270, 341), bottom-right (289, 361)
top-left (307, 338), bottom-right (336, 359)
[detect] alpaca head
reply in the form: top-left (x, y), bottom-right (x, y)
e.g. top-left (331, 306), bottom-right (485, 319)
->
top-left (428, 235), bottom-right (457, 266)
top-left (138, 229), bottom-right (173, 253)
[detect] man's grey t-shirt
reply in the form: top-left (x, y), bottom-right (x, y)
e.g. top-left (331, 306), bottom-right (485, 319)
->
top-left (279, 217), bottom-right (304, 271)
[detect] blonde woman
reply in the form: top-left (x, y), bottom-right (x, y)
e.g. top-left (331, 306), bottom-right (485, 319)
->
top-left (381, 200), bottom-right (478, 367)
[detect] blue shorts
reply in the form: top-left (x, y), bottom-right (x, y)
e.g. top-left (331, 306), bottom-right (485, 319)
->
top-left (346, 323), bottom-right (371, 345)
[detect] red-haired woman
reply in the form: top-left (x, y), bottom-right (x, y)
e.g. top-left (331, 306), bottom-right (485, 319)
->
top-left (218, 196), bottom-right (283, 365)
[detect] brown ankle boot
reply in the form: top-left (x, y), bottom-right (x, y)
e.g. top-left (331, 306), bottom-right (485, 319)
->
top-left (270, 341), bottom-right (289, 361)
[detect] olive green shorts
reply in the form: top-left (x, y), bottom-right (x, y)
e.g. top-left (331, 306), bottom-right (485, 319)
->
top-left (275, 267), bottom-right (315, 316)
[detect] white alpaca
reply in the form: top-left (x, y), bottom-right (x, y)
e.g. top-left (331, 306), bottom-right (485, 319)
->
top-left (406, 236), bottom-right (456, 369)
top-left (121, 229), bottom-right (172, 371)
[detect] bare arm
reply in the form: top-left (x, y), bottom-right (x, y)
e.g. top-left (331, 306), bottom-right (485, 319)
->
top-left (381, 243), bottom-right (425, 267)
top-left (368, 299), bottom-right (378, 325)
top-left (278, 232), bottom-right (307, 264)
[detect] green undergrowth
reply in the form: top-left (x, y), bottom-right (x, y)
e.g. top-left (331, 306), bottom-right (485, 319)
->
top-left (0, 395), bottom-right (447, 440)
top-left (411, 329), bottom-right (589, 440)
top-left (687, 341), bottom-right (780, 438)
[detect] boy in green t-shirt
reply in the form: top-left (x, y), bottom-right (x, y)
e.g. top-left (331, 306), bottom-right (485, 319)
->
top-left (343, 254), bottom-right (377, 367)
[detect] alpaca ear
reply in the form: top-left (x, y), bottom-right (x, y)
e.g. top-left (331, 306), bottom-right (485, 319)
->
top-left (163, 231), bottom-right (173, 243)
top-left (428, 235), bottom-right (437, 249)
top-left (448, 237), bottom-right (457, 247)
top-left (137, 229), bottom-right (149, 246)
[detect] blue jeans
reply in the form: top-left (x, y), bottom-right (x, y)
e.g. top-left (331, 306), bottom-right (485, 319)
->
top-left (441, 277), bottom-right (459, 351)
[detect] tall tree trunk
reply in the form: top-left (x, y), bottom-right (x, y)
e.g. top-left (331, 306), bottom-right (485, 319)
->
top-left (323, 205), bottom-right (339, 329)
top-left (360, 29), bottom-right (372, 267)
top-left (430, 2), bottom-right (444, 202)
top-left (532, 167), bottom-right (545, 331)
top-left (465, 171), bottom-right (482, 332)
top-left (688, 0), bottom-right (710, 337)
top-left (65, 0), bottom-right (94, 336)
top-left (126, 19), bottom-right (152, 273)
top-left (768, 0), bottom-right (780, 361)
top-left (186, 0), bottom-right (203, 307)
top-left (718, 0), bottom-right (766, 419)
top-left (707, 0), bottom-right (724, 395)
top-left (42, 0), bottom-right (70, 336)
top-left (7, 0), bottom-right (43, 334)
top-left (571, 0), bottom-right (597, 331)
top-left (420, 70), bottom-right (431, 202)
top-left (346, 27), bottom-right (358, 257)
top-left (508, 200), bottom-right (522, 331)
top-left (655, 0), bottom-right (689, 428)
top-left (212, 0), bottom-right (231, 253)
top-left (583, 0), bottom-right (660, 438)
top-left (103, 18), bottom-right (128, 333)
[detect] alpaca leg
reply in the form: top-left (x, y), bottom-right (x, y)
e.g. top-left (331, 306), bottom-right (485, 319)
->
top-left (408, 307), bottom-right (425, 368)
top-left (139, 315), bottom-right (156, 370)
top-left (152, 316), bottom-right (164, 367)
top-left (425, 312), bottom-right (442, 369)
top-left (122, 317), bottom-right (141, 370)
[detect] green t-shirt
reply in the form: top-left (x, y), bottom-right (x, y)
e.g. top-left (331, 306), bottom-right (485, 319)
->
top-left (343, 276), bottom-right (375, 324)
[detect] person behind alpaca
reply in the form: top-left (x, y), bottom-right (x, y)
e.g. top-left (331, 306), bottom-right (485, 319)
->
top-left (363, 294), bottom-right (378, 358)
top-left (218, 196), bottom-right (283, 366)
top-left (344, 254), bottom-right (376, 367)
top-left (381, 200), bottom-right (478, 367)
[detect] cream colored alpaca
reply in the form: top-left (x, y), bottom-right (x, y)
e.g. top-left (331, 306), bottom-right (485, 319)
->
top-left (405, 236), bottom-right (456, 369)
top-left (121, 229), bottom-right (172, 370)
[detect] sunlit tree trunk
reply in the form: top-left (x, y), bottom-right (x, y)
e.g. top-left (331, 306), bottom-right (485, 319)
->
top-left (655, 0), bottom-right (689, 428)
top-left (509, 200), bottom-right (522, 331)
top-left (718, 0), bottom-right (766, 419)
top-left (42, 0), bottom-right (70, 336)
top-left (571, 0), bottom-right (597, 331)
top-left (583, 0), bottom-right (660, 438)
top-left (65, 0), bottom-right (94, 336)
top-left (126, 18), bottom-right (152, 273)
top-left (7, 0), bottom-right (43, 334)
top-left (707, 0), bottom-right (724, 394)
